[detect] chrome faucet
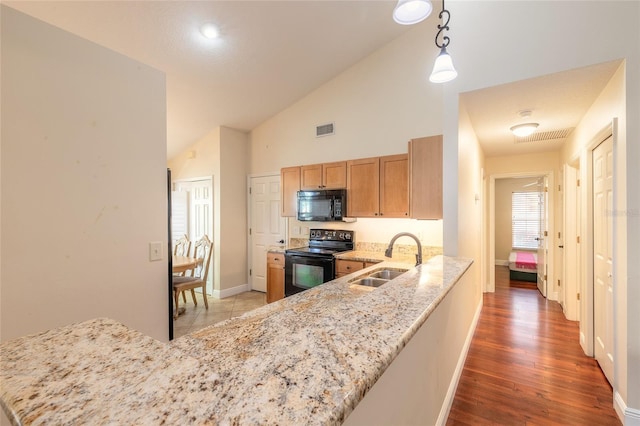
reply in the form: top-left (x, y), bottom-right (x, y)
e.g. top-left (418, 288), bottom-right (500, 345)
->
top-left (385, 232), bottom-right (423, 266)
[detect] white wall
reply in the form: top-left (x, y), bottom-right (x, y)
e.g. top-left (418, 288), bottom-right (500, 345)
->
top-left (445, 0), bottom-right (639, 419)
top-left (0, 7), bottom-right (168, 342)
top-left (249, 18), bottom-right (447, 249)
top-left (167, 126), bottom-right (249, 294)
top-left (219, 127), bottom-right (249, 292)
top-left (249, 20), bottom-right (443, 173)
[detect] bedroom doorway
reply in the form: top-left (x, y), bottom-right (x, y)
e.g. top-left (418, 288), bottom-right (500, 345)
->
top-left (488, 171), bottom-right (554, 298)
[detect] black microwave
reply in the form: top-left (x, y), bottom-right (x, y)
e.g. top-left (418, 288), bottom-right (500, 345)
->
top-left (297, 189), bottom-right (346, 221)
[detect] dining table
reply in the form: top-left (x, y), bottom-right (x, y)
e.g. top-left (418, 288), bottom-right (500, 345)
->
top-left (172, 255), bottom-right (201, 274)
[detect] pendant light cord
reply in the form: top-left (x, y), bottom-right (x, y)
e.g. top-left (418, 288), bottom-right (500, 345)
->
top-left (434, 0), bottom-right (451, 49)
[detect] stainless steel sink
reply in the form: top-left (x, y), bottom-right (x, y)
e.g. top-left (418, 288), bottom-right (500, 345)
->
top-left (367, 269), bottom-right (407, 280)
top-left (351, 277), bottom-right (389, 288)
top-left (348, 267), bottom-right (410, 289)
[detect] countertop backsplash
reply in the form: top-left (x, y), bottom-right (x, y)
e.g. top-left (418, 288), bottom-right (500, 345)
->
top-left (285, 238), bottom-right (442, 258)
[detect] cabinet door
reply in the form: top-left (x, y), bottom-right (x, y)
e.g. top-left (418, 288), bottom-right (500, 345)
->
top-left (323, 161), bottom-right (347, 189)
top-left (347, 157), bottom-right (380, 217)
top-left (300, 164), bottom-right (323, 190)
top-left (336, 259), bottom-right (366, 277)
top-left (380, 154), bottom-right (409, 218)
top-left (409, 136), bottom-right (443, 219)
top-left (266, 253), bottom-right (285, 303)
top-left (281, 166), bottom-right (300, 217)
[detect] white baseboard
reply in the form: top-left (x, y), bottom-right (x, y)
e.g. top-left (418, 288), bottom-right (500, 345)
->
top-left (436, 296), bottom-right (484, 425)
top-left (495, 259), bottom-right (509, 266)
top-left (615, 391), bottom-right (640, 425)
top-left (213, 283), bottom-right (250, 299)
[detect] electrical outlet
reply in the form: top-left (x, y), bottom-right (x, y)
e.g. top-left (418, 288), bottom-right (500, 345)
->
top-left (149, 241), bottom-right (162, 261)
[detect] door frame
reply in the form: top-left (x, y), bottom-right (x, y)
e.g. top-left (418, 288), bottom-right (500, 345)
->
top-left (579, 120), bottom-right (616, 358)
top-left (562, 161), bottom-right (580, 321)
top-left (247, 172), bottom-right (288, 292)
top-left (488, 170), bottom-right (555, 297)
top-left (172, 175), bottom-right (215, 294)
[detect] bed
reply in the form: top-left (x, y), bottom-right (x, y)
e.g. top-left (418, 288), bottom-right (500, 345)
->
top-left (508, 251), bottom-right (538, 282)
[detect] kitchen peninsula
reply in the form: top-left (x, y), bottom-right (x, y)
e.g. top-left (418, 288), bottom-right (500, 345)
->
top-left (0, 255), bottom-right (474, 425)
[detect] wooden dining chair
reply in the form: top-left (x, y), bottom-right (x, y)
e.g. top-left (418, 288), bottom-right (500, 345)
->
top-left (173, 234), bottom-right (213, 319)
top-left (173, 235), bottom-right (192, 273)
top-left (173, 234), bottom-right (192, 302)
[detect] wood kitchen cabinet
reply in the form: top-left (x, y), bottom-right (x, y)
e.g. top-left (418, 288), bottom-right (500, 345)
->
top-left (281, 166), bottom-right (300, 217)
top-left (346, 154), bottom-right (408, 218)
top-left (336, 259), bottom-right (378, 278)
top-left (409, 135), bottom-right (443, 219)
top-left (300, 161), bottom-right (347, 190)
top-left (266, 252), bottom-right (285, 303)
top-left (380, 154), bottom-right (409, 217)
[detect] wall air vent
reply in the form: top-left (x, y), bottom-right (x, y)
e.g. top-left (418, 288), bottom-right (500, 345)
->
top-left (316, 122), bottom-right (335, 138)
top-left (514, 127), bottom-right (574, 144)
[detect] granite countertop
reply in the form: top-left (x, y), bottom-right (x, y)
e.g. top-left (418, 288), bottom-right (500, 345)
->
top-left (0, 255), bottom-right (472, 425)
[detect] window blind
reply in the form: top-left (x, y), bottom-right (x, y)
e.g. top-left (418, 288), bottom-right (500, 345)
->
top-left (512, 192), bottom-right (541, 249)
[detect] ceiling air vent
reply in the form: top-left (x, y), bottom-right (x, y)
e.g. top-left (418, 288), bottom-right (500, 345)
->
top-left (316, 122), bottom-right (335, 138)
top-left (514, 127), bottom-right (574, 144)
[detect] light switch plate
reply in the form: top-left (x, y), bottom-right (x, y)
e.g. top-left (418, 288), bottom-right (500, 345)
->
top-left (149, 241), bottom-right (163, 261)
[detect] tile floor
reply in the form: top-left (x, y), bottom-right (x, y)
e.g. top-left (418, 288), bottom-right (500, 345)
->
top-left (172, 290), bottom-right (267, 339)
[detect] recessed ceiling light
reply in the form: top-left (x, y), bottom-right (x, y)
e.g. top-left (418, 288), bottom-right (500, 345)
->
top-left (200, 23), bottom-right (219, 39)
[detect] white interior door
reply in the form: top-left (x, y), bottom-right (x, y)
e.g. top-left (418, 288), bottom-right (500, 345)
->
top-left (174, 178), bottom-right (214, 294)
top-left (250, 175), bottom-right (286, 292)
top-left (536, 182), bottom-right (547, 296)
top-left (562, 164), bottom-right (580, 321)
top-left (593, 135), bottom-right (614, 384)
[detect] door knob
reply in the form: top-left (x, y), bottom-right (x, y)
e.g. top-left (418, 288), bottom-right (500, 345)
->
top-left (558, 245), bottom-right (564, 248)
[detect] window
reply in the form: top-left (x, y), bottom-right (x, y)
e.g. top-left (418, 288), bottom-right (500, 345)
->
top-left (512, 192), bottom-right (541, 249)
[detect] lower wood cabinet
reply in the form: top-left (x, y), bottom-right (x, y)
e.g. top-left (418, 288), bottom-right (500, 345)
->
top-left (266, 252), bottom-right (285, 303)
top-left (335, 259), bottom-right (379, 278)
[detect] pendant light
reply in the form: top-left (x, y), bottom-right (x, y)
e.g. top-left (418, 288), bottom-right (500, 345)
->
top-left (429, 0), bottom-right (457, 83)
top-left (393, 0), bottom-right (433, 25)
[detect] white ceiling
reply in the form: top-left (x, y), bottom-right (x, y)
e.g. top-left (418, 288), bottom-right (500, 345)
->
top-left (461, 60), bottom-right (622, 157)
top-left (6, 1), bottom-right (622, 160)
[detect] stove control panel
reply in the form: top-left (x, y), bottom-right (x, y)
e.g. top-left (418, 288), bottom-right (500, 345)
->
top-left (309, 229), bottom-right (354, 242)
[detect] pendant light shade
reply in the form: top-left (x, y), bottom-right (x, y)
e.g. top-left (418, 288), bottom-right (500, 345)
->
top-left (429, 47), bottom-right (457, 83)
top-left (393, 0), bottom-right (433, 25)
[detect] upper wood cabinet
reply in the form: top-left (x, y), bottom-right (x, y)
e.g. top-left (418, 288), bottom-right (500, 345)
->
top-left (346, 157), bottom-right (380, 217)
top-left (281, 166), bottom-right (300, 217)
top-left (409, 135), bottom-right (443, 219)
top-left (346, 154), bottom-right (408, 218)
top-left (380, 154), bottom-right (409, 217)
top-left (300, 161), bottom-right (347, 190)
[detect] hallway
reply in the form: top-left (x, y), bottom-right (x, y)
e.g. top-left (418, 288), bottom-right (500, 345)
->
top-left (447, 266), bottom-right (620, 425)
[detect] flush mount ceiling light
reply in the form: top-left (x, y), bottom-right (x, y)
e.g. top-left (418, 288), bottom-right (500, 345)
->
top-left (199, 23), bottom-right (219, 39)
top-left (510, 123), bottom-right (540, 137)
top-left (429, 0), bottom-right (457, 83)
top-left (393, 0), bottom-right (433, 25)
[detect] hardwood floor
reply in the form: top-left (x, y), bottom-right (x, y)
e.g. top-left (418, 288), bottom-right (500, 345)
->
top-left (446, 266), bottom-right (620, 425)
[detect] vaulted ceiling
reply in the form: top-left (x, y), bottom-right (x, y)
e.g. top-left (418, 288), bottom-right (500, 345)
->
top-left (6, 2), bottom-right (622, 160)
